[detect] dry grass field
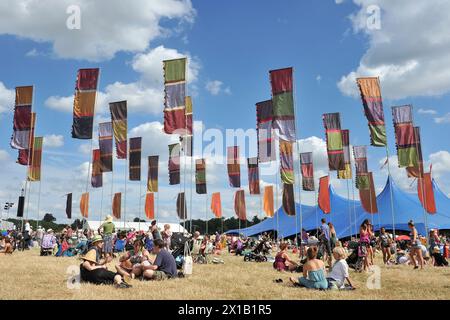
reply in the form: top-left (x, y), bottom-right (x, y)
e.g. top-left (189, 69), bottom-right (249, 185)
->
top-left (0, 248), bottom-right (449, 300)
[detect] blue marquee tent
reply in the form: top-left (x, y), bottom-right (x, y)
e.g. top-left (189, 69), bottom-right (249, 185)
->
top-left (226, 177), bottom-right (450, 238)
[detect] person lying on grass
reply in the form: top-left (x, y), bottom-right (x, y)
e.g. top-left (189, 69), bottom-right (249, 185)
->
top-left (326, 247), bottom-right (355, 290)
top-left (142, 239), bottom-right (178, 280)
top-left (116, 237), bottom-right (152, 279)
top-left (0, 237), bottom-right (13, 254)
top-left (273, 242), bottom-right (298, 272)
top-left (80, 235), bottom-right (132, 289)
top-left (290, 246), bottom-right (328, 290)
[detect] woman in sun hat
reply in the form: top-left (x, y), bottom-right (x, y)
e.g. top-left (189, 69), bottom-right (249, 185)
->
top-left (99, 215), bottom-right (115, 259)
top-left (80, 235), bottom-right (131, 288)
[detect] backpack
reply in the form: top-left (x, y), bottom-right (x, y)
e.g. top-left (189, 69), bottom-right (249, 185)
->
top-left (182, 240), bottom-right (193, 275)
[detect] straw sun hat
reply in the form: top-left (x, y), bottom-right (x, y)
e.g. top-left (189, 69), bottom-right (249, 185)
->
top-left (105, 215), bottom-right (113, 223)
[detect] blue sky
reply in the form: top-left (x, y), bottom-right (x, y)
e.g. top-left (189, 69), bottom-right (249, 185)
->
top-left (0, 0), bottom-right (449, 224)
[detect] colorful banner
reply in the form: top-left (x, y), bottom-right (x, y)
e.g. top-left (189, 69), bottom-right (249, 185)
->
top-left (11, 86), bottom-right (33, 150)
top-left (247, 157), bottom-right (260, 195)
top-left (269, 67), bottom-right (296, 141)
top-left (359, 172), bottom-right (378, 214)
top-left (17, 112), bottom-right (36, 165)
top-left (91, 149), bottom-right (102, 188)
top-left (27, 137), bottom-right (43, 181)
top-left (406, 127), bottom-right (424, 178)
top-left (195, 158), bottom-right (207, 194)
top-left (66, 193), bottom-right (72, 219)
top-left (129, 137), bottom-right (142, 181)
top-left (356, 77), bottom-right (387, 147)
top-left (318, 176), bottom-right (330, 214)
top-left (256, 100), bottom-right (276, 162)
top-left (80, 192), bottom-right (89, 218)
top-left (147, 156), bottom-right (159, 192)
top-left (145, 193), bottom-right (155, 220)
top-left (300, 152), bottom-right (315, 191)
top-left (227, 146), bottom-right (241, 188)
top-left (168, 143), bottom-right (181, 185)
top-left (98, 122), bottom-right (113, 173)
top-left (234, 189), bottom-right (247, 221)
top-left (337, 129), bottom-right (353, 179)
top-left (177, 192), bottom-right (187, 220)
top-left (392, 105), bottom-right (418, 168)
top-left (109, 101), bottom-right (127, 159)
top-left (72, 68), bottom-right (100, 139)
top-left (263, 186), bottom-right (274, 217)
top-left (163, 58), bottom-right (187, 134)
top-left (282, 183), bottom-right (296, 216)
top-left (323, 112), bottom-right (345, 171)
top-left (211, 192), bottom-right (222, 218)
top-left (279, 139), bottom-right (294, 184)
top-left (112, 192), bottom-right (121, 219)
top-left (418, 173), bottom-right (436, 214)
top-left (353, 145), bottom-right (369, 190)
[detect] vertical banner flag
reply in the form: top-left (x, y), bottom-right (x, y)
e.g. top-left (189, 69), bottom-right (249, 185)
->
top-left (145, 193), bottom-right (155, 220)
top-left (279, 139), bottom-right (295, 184)
top-left (323, 113), bottom-right (345, 171)
top-left (392, 105), bottom-right (418, 168)
top-left (211, 192), bottom-right (222, 218)
top-left (109, 101), bottom-right (127, 159)
top-left (359, 172), bottom-right (378, 213)
top-left (80, 192), bottom-right (89, 218)
top-left (227, 146), bottom-right (241, 188)
top-left (18, 112), bottom-right (36, 165)
top-left (72, 68), bottom-right (100, 139)
top-left (234, 189), bottom-right (247, 221)
top-left (17, 196), bottom-right (25, 218)
top-left (356, 77), bottom-right (387, 147)
top-left (300, 152), bottom-right (315, 191)
top-left (129, 137), bottom-right (142, 181)
top-left (282, 183), bottom-right (296, 216)
top-left (195, 158), bottom-right (207, 194)
top-left (269, 67), bottom-right (296, 141)
top-left (418, 172), bottom-right (436, 214)
top-left (27, 137), bottom-right (43, 181)
top-left (147, 156), bottom-right (159, 192)
top-left (256, 100), bottom-right (276, 162)
top-left (66, 193), bottom-right (72, 219)
top-left (176, 192), bottom-right (187, 220)
top-left (180, 96), bottom-right (193, 156)
top-left (318, 176), bottom-right (331, 214)
top-left (168, 143), bottom-right (181, 185)
top-left (406, 127), bottom-right (424, 178)
top-left (112, 192), bottom-right (121, 219)
top-left (337, 129), bottom-right (353, 179)
top-left (263, 186), bottom-right (274, 217)
top-left (247, 157), bottom-right (260, 195)
top-left (91, 149), bottom-right (103, 188)
top-left (98, 122), bottom-right (113, 172)
top-left (11, 86), bottom-right (33, 150)
top-left (353, 146), bottom-right (369, 189)
top-left (163, 58), bottom-right (187, 134)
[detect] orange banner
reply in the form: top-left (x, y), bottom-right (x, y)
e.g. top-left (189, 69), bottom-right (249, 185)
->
top-left (318, 176), bottom-right (330, 214)
top-left (418, 173), bottom-right (436, 214)
top-left (145, 193), bottom-right (155, 220)
top-left (263, 186), bottom-right (274, 217)
top-left (211, 192), bottom-right (222, 218)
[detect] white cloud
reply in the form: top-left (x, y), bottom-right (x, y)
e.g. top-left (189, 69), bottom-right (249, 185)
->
top-left (428, 151), bottom-right (450, 178)
top-left (417, 108), bottom-right (437, 115)
top-left (338, 0), bottom-right (450, 100)
top-left (0, 0), bottom-right (195, 61)
top-left (0, 81), bottom-right (14, 114)
top-left (335, 0), bottom-right (345, 4)
top-left (205, 80), bottom-right (230, 96)
top-left (45, 46), bottom-right (200, 115)
top-left (434, 113), bottom-right (450, 124)
top-left (43, 134), bottom-right (64, 148)
top-left (78, 143), bottom-right (92, 155)
top-left (316, 75), bottom-right (322, 83)
top-left (0, 149), bottom-right (10, 161)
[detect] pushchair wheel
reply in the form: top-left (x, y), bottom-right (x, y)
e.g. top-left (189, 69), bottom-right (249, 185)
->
top-left (244, 255), bottom-right (250, 262)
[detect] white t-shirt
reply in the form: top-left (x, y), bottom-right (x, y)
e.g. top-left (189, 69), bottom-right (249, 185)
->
top-left (328, 259), bottom-right (349, 287)
top-left (25, 223), bottom-right (31, 232)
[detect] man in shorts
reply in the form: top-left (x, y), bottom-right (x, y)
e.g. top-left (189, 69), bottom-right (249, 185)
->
top-left (143, 239), bottom-right (178, 280)
top-left (319, 218), bottom-right (332, 267)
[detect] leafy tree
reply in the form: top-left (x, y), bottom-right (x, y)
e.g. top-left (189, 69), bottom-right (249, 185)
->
top-left (42, 213), bottom-right (56, 223)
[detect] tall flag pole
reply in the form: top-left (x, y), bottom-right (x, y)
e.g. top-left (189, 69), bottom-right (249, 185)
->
top-left (337, 129), bottom-right (354, 238)
top-left (129, 137), bottom-right (142, 228)
top-left (99, 121), bottom-right (113, 222)
top-left (300, 152), bottom-right (317, 232)
top-left (147, 155), bottom-right (159, 221)
top-left (357, 77), bottom-right (395, 237)
top-left (196, 158), bottom-right (207, 233)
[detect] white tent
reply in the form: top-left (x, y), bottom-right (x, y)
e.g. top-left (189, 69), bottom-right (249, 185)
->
top-left (84, 220), bottom-right (188, 234)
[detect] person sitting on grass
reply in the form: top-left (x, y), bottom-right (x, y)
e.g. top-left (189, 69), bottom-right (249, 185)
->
top-left (273, 242), bottom-right (298, 271)
top-left (116, 237), bottom-right (152, 279)
top-left (290, 246), bottom-right (328, 290)
top-left (327, 247), bottom-right (355, 290)
top-left (79, 235), bottom-right (131, 288)
top-left (0, 237), bottom-right (13, 254)
top-left (142, 239), bottom-right (178, 280)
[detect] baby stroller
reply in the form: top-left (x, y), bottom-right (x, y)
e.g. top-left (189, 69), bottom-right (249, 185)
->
top-left (171, 234), bottom-right (191, 269)
top-left (244, 238), bottom-right (272, 262)
top-left (347, 243), bottom-right (365, 272)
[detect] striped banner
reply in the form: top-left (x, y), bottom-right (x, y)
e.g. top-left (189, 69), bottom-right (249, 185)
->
top-left (91, 149), bottom-right (102, 188)
top-left (129, 137), bottom-right (142, 181)
top-left (227, 146), bottom-right (241, 188)
top-left (163, 58), bottom-right (187, 134)
top-left (195, 158), bottom-right (207, 194)
top-left (279, 139), bottom-right (294, 184)
top-left (300, 152), bottom-right (315, 191)
top-left (109, 101), bottom-right (127, 159)
top-left (337, 129), bottom-right (353, 179)
top-left (147, 156), bottom-right (159, 192)
top-left (323, 112), bottom-right (345, 171)
top-left (168, 143), bottom-right (180, 185)
top-left (98, 122), bottom-right (113, 172)
top-left (392, 105), bottom-right (418, 168)
top-left (27, 136), bottom-right (43, 181)
top-left (18, 112), bottom-right (36, 165)
top-left (11, 86), bottom-right (33, 150)
top-left (256, 100), bottom-right (276, 162)
top-left (177, 192), bottom-right (187, 220)
top-left (247, 157), bottom-right (260, 195)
